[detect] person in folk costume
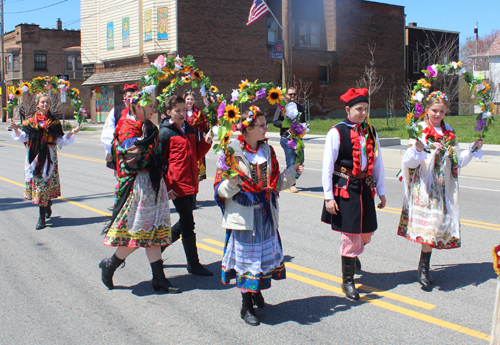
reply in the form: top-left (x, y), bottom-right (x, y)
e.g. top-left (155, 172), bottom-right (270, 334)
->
top-left (159, 95), bottom-right (214, 276)
top-left (99, 91), bottom-right (181, 294)
top-left (214, 106), bottom-right (304, 326)
top-left (9, 93), bottom-right (80, 230)
top-left (101, 83), bottom-right (138, 171)
top-left (321, 88), bottom-right (386, 300)
top-left (184, 90), bottom-right (209, 208)
top-left (397, 91), bottom-right (483, 289)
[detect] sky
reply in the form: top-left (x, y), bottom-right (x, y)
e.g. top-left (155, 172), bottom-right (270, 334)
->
top-left (2, 0), bottom-right (499, 43)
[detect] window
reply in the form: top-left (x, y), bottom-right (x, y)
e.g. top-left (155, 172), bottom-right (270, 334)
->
top-left (412, 51), bottom-right (419, 74)
top-left (424, 40), bottom-right (430, 48)
top-left (34, 54), bottom-right (47, 71)
top-left (66, 55), bottom-right (82, 70)
top-left (443, 55), bottom-right (449, 64)
top-left (7, 54), bottom-right (19, 70)
top-left (319, 64), bottom-right (329, 84)
top-left (267, 18), bottom-right (278, 44)
top-left (299, 21), bottom-right (320, 48)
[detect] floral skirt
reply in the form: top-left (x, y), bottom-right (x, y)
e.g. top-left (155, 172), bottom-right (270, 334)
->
top-left (24, 153), bottom-right (61, 204)
top-left (104, 172), bottom-right (172, 248)
top-left (221, 206), bottom-right (286, 292)
top-left (397, 168), bottom-right (461, 249)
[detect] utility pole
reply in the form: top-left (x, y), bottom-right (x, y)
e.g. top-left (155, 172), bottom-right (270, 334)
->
top-left (474, 21), bottom-right (478, 56)
top-left (282, 0), bottom-right (292, 89)
top-left (1, 0), bottom-right (5, 122)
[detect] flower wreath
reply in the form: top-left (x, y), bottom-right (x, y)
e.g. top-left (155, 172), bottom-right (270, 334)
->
top-left (5, 76), bottom-right (88, 125)
top-left (140, 54), bottom-right (220, 114)
top-left (406, 61), bottom-right (495, 141)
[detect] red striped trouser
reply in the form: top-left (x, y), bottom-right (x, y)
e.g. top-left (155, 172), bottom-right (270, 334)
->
top-left (340, 232), bottom-right (374, 257)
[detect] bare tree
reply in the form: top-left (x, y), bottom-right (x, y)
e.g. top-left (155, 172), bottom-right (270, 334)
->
top-left (292, 74), bottom-right (313, 117)
top-left (387, 73), bottom-right (397, 126)
top-left (460, 29), bottom-right (500, 71)
top-left (356, 44), bottom-right (384, 108)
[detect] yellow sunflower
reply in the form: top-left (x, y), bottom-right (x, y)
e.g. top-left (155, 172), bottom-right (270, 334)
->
top-left (221, 131), bottom-right (233, 147)
top-left (192, 70), bottom-right (204, 79)
top-left (179, 66), bottom-right (192, 74)
top-left (71, 88), bottom-right (79, 96)
top-left (481, 81), bottom-right (491, 94)
top-left (162, 86), bottom-right (170, 93)
top-left (229, 154), bottom-right (238, 170)
top-left (223, 104), bottom-right (241, 124)
top-left (417, 79), bottom-right (431, 88)
top-left (405, 112), bottom-right (413, 125)
top-left (210, 85), bottom-right (218, 93)
top-left (238, 79), bottom-right (249, 92)
top-left (183, 76), bottom-right (191, 83)
top-left (21, 82), bottom-right (31, 88)
top-left (170, 78), bottom-right (177, 85)
top-left (266, 87), bottom-right (283, 105)
top-left (14, 88), bottom-right (22, 97)
top-left (419, 111), bottom-right (427, 119)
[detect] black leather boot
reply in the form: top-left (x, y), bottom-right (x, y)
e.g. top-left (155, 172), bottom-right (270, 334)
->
top-left (252, 291), bottom-right (265, 308)
top-left (355, 257), bottom-right (361, 272)
top-left (341, 256), bottom-right (360, 300)
top-left (241, 292), bottom-right (260, 326)
top-left (182, 234), bottom-right (213, 276)
top-left (45, 200), bottom-right (53, 219)
top-left (417, 250), bottom-right (433, 288)
top-left (98, 253), bottom-right (124, 289)
top-left (160, 223), bottom-right (181, 254)
top-left (150, 260), bottom-right (181, 293)
top-left (36, 206), bottom-right (47, 230)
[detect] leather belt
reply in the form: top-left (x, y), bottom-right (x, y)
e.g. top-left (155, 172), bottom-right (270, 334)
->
top-left (334, 164), bottom-right (367, 179)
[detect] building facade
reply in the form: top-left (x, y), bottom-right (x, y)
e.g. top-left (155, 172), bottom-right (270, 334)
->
top-left (81, 0), bottom-right (408, 121)
top-left (2, 20), bottom-right (82, 120)
top-left (470, 33), bottom-right (500, 108)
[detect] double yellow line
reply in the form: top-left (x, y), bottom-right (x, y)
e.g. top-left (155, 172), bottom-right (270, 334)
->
top-left (199, 238), bottom-right (490, 342)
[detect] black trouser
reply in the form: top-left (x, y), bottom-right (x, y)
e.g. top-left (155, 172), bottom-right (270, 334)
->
top-left (171, 194), bottom-right (196, 240)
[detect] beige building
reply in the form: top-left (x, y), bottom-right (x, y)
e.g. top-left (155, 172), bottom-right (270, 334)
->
top-left (81, 0), bottom-right (177, 122)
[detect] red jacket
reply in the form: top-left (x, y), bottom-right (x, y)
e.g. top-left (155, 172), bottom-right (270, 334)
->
top-left (159, 119), bottom-right (211, 197)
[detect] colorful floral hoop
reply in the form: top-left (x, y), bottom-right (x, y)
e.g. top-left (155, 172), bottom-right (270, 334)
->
top-left (406, 61), bottom-right (495, 139)
top-left (5, 76), bottom-right (88, 125)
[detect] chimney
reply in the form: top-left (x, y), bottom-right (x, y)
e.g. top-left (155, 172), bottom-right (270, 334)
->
top-left (408, 22), bottom-right (417, 27)
top-left (57, 18), bottom-right (62, 30)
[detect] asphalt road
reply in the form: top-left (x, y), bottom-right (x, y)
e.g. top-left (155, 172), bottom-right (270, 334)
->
top-left (1, 126), bottom-right (499, 344)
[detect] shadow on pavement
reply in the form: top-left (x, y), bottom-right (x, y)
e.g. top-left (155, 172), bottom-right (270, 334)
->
top-left (47, 215), bottom-right (109, 228)
top-left (296, 186), bottom-right (323, 193)
top-left (357, 261), bottom-right (495, 292)
top-left (0, 197), bottom-right (34, 211)
top-left (260, 295), bottom-right (352, 325)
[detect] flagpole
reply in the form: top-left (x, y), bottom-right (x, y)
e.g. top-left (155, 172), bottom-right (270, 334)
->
top-left (282, 0), bottom-right (292, 89)
top-left (265, 1), bottom-right (282, 29)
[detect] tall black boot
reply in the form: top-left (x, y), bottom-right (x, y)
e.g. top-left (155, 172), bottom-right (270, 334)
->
top-left (98, 253), bottom-right (124, 289)
top-left (341, 256), bottom-right (360, 300)
top-left (36, 206), bottom-right (47, 230)
top-left (252, 291), bottom-right (265, 308)
top-left (150, 260), bottom-right (181, 293)
top-left (241, 292), bottom-right (260, 326)
top-left (182, 233), bottom-right (213, 276)
top-left (417, 250), bottom-right (433, 288)
top-left (45, 200), bottom-right (53, 219)
top-left (355, 257), bottom-right (362, 273)
top-left (160, 223), bottom-right (181, 254)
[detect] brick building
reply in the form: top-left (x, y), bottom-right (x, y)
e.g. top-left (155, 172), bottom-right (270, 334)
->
top-left (2, 20), bottom-right (83, 120)
top-left (82, 0), bottom-right (407, 121)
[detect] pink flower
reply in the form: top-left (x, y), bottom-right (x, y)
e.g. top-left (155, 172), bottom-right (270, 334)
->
top-left (425, 65), bottom-right (438, 78)
top-left (415, 103), bottom-right (424, 117)
top-left (218, 102), bottom-right (226, 119)
top-left (8, 94), bottom-right (14, 100)
top-left (45, 83), bottom-right (52, 90)
top-left (154, 55), bottom-right (166, 68)
top-left (287, 139), bottom-right (297, 150)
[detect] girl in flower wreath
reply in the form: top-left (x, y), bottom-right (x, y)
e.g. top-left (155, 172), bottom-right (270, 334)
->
top-left (184, 90), bottom-right (209, 207)
top-left (214, 106), bottom-right (304, 326)
top-left (9, 93), bottom-right (79, 230)
top-left (321, 88), bottom-right (386, 301)
top-left (99, 91), bottom-right (181, 294)
top-left (397, 91), bottom-right (484, 290)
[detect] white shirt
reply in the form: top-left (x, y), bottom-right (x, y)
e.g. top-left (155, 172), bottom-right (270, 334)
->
top-left (101, 107), bottom-right (134, 154)
top-left (322, 126), bottom-right (385, 200)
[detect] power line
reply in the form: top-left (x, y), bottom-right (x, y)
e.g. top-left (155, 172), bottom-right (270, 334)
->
top-left (5, 0), bottom-right (68, 14)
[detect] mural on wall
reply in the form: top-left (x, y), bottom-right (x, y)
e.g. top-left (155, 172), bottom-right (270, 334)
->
top-left (95, 85), bottom-right (115, 122)
top-left (122, 17), bottom-right (130, 47)
top-left (144, 10), bottom-right (152, 42)
top-left (107, 22), bottom-right (114, 50)
top-left (157, 8), bottom-right (168, 40)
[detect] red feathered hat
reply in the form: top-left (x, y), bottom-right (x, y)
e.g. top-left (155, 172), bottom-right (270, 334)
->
top-left (123, 83), bottom-right (138, 92)
top-left (340, 88), bottom-right (369, 107)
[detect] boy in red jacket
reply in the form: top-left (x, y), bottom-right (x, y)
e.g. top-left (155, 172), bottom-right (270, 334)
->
top-left (159, 95), bottom-right (213, 276)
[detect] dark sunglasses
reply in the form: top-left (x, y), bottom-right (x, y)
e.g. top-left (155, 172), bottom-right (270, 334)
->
top-left (288, 93), bottom-right (297, 96)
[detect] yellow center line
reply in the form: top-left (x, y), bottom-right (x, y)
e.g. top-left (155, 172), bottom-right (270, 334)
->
top-left (199, 238), bottom-right (489, 341)
top-left (3, 144), bottom-right (500, 232)
top-left (202, 238), bottom-right (435, 310)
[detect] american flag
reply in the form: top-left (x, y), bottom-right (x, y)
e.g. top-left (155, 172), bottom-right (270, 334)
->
top-left (247, 0), bottom-right (270, 26)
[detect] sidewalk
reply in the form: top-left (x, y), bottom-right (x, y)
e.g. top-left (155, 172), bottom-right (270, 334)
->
top-left (3, 120), bottom-right (499, 179)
